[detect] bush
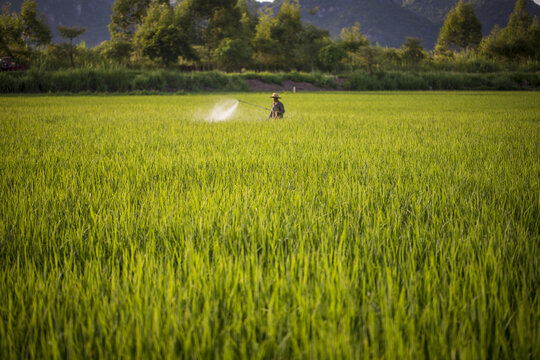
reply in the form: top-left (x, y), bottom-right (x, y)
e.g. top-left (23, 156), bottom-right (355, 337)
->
top-left (344, 72), bottom-right (428, 90)
top-left (132, 71), bottom-right (166, 91)
top-left (0, 72), bottom-right (22, 93)
top-left (1, 69), bottom-right (539, 93)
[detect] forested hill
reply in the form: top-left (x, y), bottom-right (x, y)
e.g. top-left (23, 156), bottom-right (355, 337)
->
top-left (261, 0), bottom-right (540, 48)
top-left (5, 0), bottom-right (540, 48)
top-left (394, 0), bottom-right (540, 36)
top-left (264, 0), bottom-right (440, 48)
top-left (5, 0), bottom-right (116, 46)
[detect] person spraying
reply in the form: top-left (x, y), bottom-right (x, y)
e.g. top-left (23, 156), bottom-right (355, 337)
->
top-left (269, 93), bottom-right (285, 119)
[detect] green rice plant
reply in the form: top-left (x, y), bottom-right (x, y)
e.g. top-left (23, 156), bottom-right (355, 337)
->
top-left (0, 92), bottom-right (539, 358)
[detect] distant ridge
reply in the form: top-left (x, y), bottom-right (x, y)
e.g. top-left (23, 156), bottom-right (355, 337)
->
top-left (261, 0), bottom-right (540, 49)
top-left (5, 0), bottom-right (540, 49)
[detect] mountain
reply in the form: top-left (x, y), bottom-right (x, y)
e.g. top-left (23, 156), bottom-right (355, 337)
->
top-left (263, 0), bottom-right (540, 49)
top-left (6, 0), bottom-right (115, 47)
top-left (394, 0), bottom-right (540, 35)
top-left (4, 0), bottom-right (540, 49)
top-left (261, 0), bottom-right (439, 48)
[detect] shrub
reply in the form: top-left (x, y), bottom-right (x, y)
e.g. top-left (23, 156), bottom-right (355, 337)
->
top-left (0, 73), bottom-right (22, 93)
top-left (132, 71), bottom-right (166, 91)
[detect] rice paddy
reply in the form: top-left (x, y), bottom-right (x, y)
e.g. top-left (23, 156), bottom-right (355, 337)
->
top-left (1, 92), bottom-right (539, 359)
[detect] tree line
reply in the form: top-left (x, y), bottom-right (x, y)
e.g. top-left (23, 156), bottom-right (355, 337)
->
top-left (1, 0), bottom-right (539, 72)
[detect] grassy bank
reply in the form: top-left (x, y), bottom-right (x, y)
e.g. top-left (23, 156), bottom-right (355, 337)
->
top-left (1, 92), bottom-right (539, 358)
top-left (343, 71), bottom-right (540, 90)
top-left (1, 69), bottom-right (539, 93)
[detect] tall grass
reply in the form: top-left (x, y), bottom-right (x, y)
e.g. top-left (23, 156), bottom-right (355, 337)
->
top-left (2, 70), bottom-right (539, 93)
top-left (0, 92), bottom-right (539, 358)
top-left (343, 71), bottom-right (540, 90)
top-left (0, 70), bottom-right (250, 93)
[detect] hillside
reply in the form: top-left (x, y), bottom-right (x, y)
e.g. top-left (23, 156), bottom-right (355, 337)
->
top-left (395, 0), bottom-right (540, 33)
top-left (5, 0), bottom-right (540, 49)
top-left (7, 0), bottom-right (115, 46)
top-left (263, 0), bottom-right (439, 48)
top-left (262, 0), bottom-right (540, 48)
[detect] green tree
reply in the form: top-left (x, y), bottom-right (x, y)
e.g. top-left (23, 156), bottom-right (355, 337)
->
top-left (294, 23), bottom-right (330, 72)
top-left (252, 8), bottom-right (280, 69)
top-left (0, 2), bottom-right (23, 57)
top-left (236, 0), bottom-right (258, 41)
top-left (213, 37), bottom-right (253, 71)
top-left (401, 37), bottom-right (426, 70)
top-left (57, 26), bottom-right (87, 67)
top-left (253, 1), bottom-right (303, 70)
top-left (339, 22), bottom-right (370, 67)
top-left (109, 0), bottom-right (168, 40)
top-left (98, 39), bottom-right (132, 65)
top-left (435, 0), bottom-right (482, 54)
top-left (340, 22), bottom-right (369, 53)
top-left (186, 0), bottom-right (237, 17)
top-left (480, 0), bottom-right (540, 60)
top-left (19, 0), bottom-right (51, 49)
top-left (203, 5), bottom-right (243, 50)
top-left (179, 0), bottom-right (238, 46)
top-left (507, 0), bottom-right (534, 30)
top-left (175, 0), bottom-right (252, 68)
top-left (272, 0), bottom-right (302, 69)
top-left (357, 45), bottom-right (384, 74)
top-left (318, 42), bottom-right (346, 74)
top-left (381, 47), bottom-right (402, 69)
top-left (134, 1), bottom-right (197, 66)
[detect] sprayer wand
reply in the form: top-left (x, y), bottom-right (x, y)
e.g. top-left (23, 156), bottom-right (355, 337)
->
top-left (237, 99), bottom-right (270, 111)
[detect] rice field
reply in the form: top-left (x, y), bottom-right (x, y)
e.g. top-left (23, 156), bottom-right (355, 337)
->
top-left (1, 92), bottom-right (539, 359)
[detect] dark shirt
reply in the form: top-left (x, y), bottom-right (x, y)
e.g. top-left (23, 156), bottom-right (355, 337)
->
top-left (269, 101), bottom-right (285, 118)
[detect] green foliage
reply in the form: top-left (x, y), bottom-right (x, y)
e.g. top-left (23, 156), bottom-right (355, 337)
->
top-left (480, 0), bottom-right (540, 61)
top-left (340, 22), bottom-right (369, 53)
top-left (356, 45), bottom-right (385, 74)
top-left (401, 37), bottom-right (426, 70)
top-left (5, 0), bottom-right (540, 73)
top-left (339, 22), bottom-right (370, 68)
top-left (109, 0), bottom-right (168, 40)
top-left (185, 0), bottom-right (237, 17)
top-left (0, 1), bottom-right (50, 64)
top-left (292, 23), bottom-right (330, 72)
top-left (96, 39), bottom-right (133, 66)
top-left (179, 0), bottom-right (252, 64)
top-left (342, 70), bottom-right (540, 90)
top-left (435, 0), bottom-right (482, 53)
top-left (253, 1), bottom-right (313, 71)
top-left (0, 2), bottom-right (24, 58)
top-left (57, 26), bottom-right (87, 41)
top-left (201, 4), bottom-right (243, 50)
top-left (318, 43), bottom-right (346, 73)
top-left (19, 0), bottom-right (51, 49)
top-left (213, 38), bottom-right (253, 72)
top-left (133, 1), bottom-right (197, 66)
top-left (2, 69), bottom-right (540, 93)
top-left (1, 93), bottom-right (539, 358)
top-left (132, 70), bottom-right (166, 91)
top-left (344, 71), bottom-right (428, 90)
top-left (252, 9), bottom-right (281, 69)
top-left (57, 26), bottom-right (87, 68)
top-left (430, 50), bottom-right (503, 73)
top-left (0, 69), bottom-right (254, 93)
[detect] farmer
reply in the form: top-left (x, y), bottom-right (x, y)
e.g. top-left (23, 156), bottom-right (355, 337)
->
top-left (269, 92), bottom-right (285, 119)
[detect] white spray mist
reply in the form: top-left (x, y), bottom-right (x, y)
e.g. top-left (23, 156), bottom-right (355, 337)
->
top-left (205, 99), bottom-right (239, 122)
